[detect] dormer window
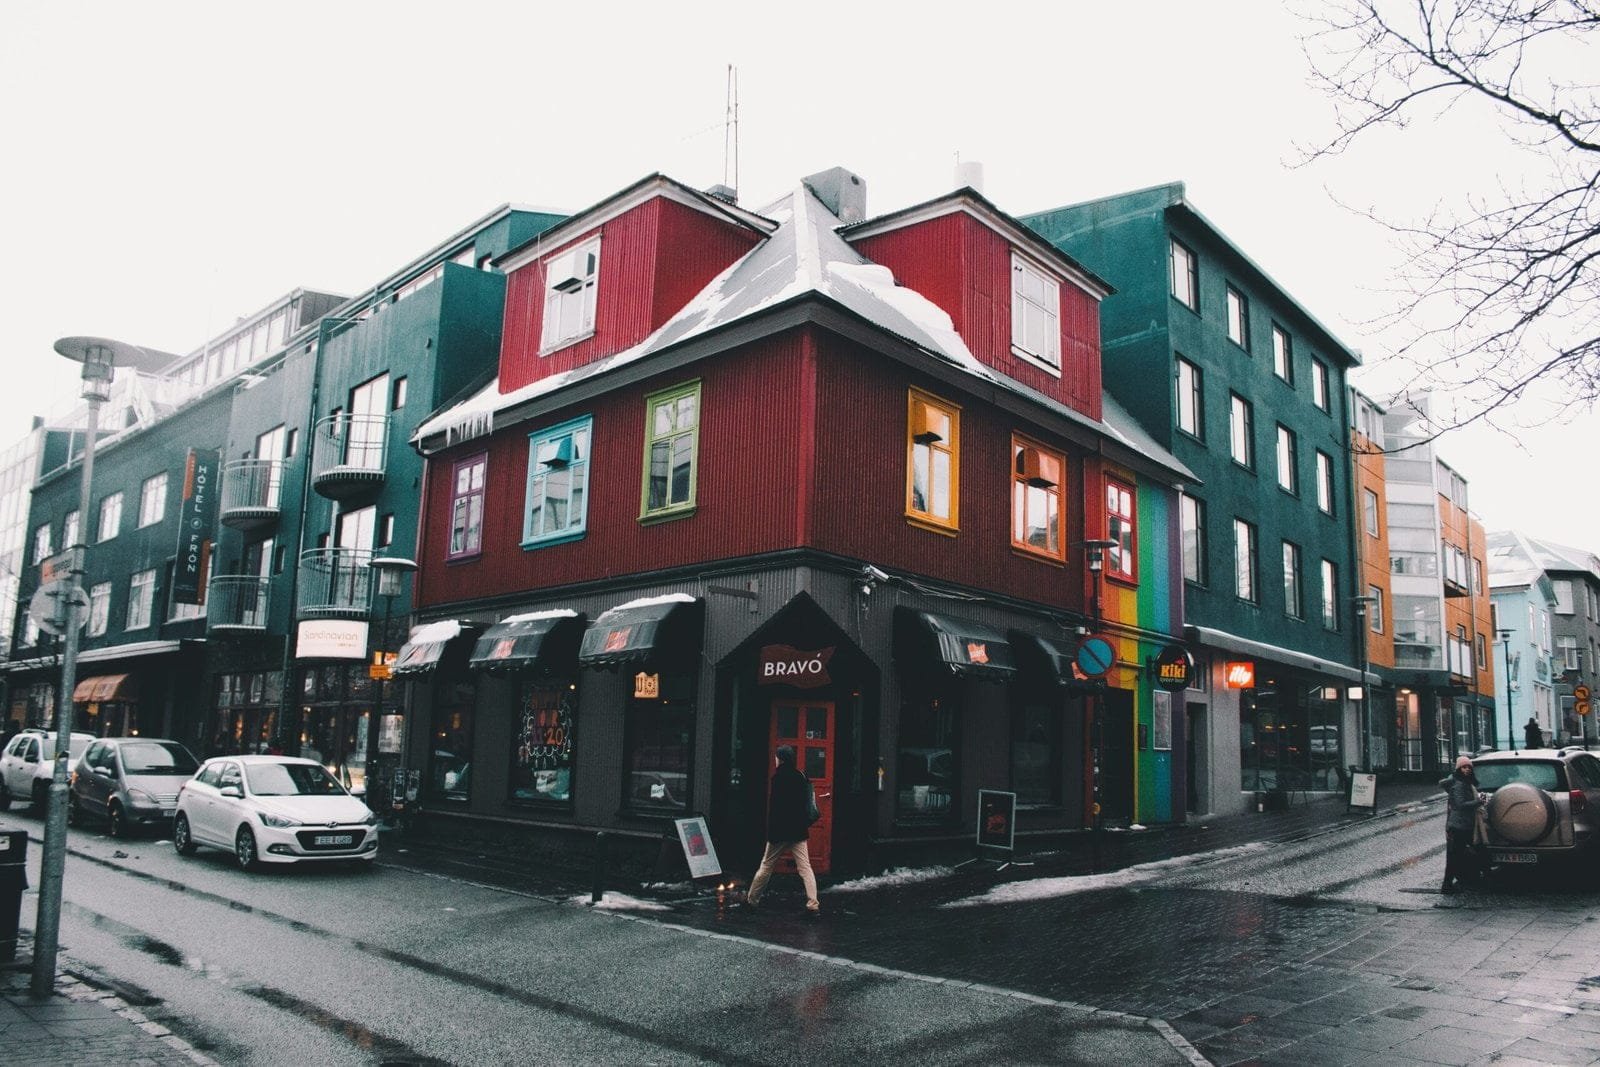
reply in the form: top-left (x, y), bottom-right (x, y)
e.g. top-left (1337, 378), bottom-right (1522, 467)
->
top-left (540, 237), bottom-right (601, 352)
top-left (1011, 253), bottom-right (1060, 372)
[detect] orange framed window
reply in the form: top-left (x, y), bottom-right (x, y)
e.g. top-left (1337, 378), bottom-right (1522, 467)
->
top-left (1105, 478), bottom-right (1137, 582)
top-left (906, 389), bottom-right (959, 533)
top-left (1011, 436), bottom-right (1065, 560)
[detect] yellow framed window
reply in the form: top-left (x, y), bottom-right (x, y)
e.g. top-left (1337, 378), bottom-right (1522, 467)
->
top-left (1011, 435), bottom-right (1065, 560)
top-left (907, 389), bottom-right (959, 532)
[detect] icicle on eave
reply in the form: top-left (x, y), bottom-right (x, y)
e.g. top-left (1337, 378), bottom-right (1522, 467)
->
top-left (443, 407), bottom-right (494, 447)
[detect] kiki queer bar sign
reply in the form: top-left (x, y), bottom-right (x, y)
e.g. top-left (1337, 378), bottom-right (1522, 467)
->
top-left (171, 448), bottom-right (220, 605)
top-left (757, 645), bottom-right (835, 688)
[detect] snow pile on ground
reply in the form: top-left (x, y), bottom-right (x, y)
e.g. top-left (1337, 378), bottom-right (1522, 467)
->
top-left (939, 842), bottom-right (1270, 908)
top-left (828, 866), bottom-right (956, 893)
top-left (574, 892), bottom-right (670, 912)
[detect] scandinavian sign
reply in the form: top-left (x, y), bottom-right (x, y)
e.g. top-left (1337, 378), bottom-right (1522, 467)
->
top-left (296, 619), bottom-right (370, 660)
top-left (757, 644), bottom-right (835, 688)
top-left (1153, 644), bottom-right (1195, 691)
top-left (172, 448), bottom-right (220, 604)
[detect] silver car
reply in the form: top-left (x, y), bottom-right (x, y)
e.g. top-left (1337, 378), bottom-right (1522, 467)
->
top-left (1472, 747), bottom-right (1600, 878)
top-left (70, 738), bottom-right (199, 837)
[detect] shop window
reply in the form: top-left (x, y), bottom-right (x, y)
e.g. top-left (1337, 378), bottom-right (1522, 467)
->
top-left (1011, 436), bottom-right (1065, 560)
top-left (296, 665), bottom-right (373, 793)
top-left (525, 416), bottom-right (592, 546)
top-left (623, 676), bottom-right (694, 813)
top-left (897, 688), bottom-right (956, 820)
top-left (1011, 699), bottom-right (1060, 805)
top-left (641, 381), bottom-right (701, 521)
top-left (906, 388), bottom-right (959, 532)
top-left (427, 684), bottom-right (476, 803)
top-left (210, 671), bottom-right (281, 756)
top-left (1105, 478), bottom-right (1136, 582)
top-left (509, 683), bottom-right (576, 805)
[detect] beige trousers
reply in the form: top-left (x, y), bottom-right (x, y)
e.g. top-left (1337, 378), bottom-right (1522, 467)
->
top-left (747, 839), bottom-right (819, 908)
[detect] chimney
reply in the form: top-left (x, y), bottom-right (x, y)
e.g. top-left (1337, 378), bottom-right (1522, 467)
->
top-left (954, 160), bottom-right (985, 194)
top-left (801, 167), bottom-right (866, 224)
top-left (705, 183), bottom-right (738, 204)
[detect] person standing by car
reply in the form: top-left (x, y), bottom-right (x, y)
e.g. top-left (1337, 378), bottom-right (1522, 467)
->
top-left (1442, 755), bottom-right (1484, 894)
top-left (744, 745), bottom-right (820, 916)
top-left (1524, 717), bottom-right (1543, 750)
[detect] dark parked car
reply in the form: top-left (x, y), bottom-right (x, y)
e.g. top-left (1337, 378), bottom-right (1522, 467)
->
top-left (70, 738), bottom-right (199, 837)
top-left (1471, 747), bottom-right (1600, 878)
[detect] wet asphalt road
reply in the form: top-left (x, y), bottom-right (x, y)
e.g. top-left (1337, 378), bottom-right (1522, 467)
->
top-left (9, 791), bottom-right (1600, 1065)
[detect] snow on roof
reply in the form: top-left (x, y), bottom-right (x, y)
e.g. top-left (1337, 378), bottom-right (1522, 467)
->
top-left (501, 609), bottom-right (581, 624)
top-left (604, 593), bottom-right (698, 614)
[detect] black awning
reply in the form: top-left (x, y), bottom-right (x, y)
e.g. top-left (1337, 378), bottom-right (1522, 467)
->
top-left (393, 621), bottom-right (482, 677)
top-left (469, 612), bottom-right (587, 675)
top-left (893, 607), bottom-right (1017, 683)
top-left (1009, 630), bottom-right (1104, 693)
top-left (578, 597), bottom-right (704, 671)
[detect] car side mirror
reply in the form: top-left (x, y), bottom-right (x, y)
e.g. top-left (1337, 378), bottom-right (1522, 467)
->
top-left (219, 785), bottom-right (243, 799)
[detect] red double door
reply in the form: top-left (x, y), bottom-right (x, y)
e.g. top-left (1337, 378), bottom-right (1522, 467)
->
top-left (768, 699), bottom-right (834, 875)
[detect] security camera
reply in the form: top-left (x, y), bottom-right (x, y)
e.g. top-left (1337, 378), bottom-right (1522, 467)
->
top-left (862, 565), bottom-right (889, 583)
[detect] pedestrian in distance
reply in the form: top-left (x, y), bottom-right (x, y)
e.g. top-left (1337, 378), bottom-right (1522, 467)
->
top-left (1524, 716), bottom-right (1543, 750)
top-left (744, 744), bottom-right (821, 917)
top-left (1441, 754), bottom-right (1484, 894)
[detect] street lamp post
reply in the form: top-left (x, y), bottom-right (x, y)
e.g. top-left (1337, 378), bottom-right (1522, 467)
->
top-left (33, 337), bottom-right (166, 996)
top-left (365, 557), bottom-right (415, 817)
top-left (1498, 629), bottom-right (1514, 752)
top-left (1353, 596), bottom-right (1377, 773)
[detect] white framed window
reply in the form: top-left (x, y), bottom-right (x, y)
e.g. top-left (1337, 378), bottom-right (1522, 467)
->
top-left (1368, 585), bottom-right (1384, 633)
top-left (525, 417), bottom-right (592, 546)
top-left (139, 472), bottom-right (168, 528)
top-left (1176, 356), bottom-right (1203, 439)
top-left (63, 510), bottom-right (78, 550)
top-left (1170, 239), bottom-right (1198, 310)
top-left (392, 376), bottom-right (408, 410)
top-left (1363, 490), bottom-right (1379, 537)
top-left (1271, 324), bottom-right (1293, 383)
top-left (1283, 541), bottom-right (1303, 618)
top-left (1226, 285), bottom-right (1250, 350)
top-left (1558, 635), bottom-right (1580, 670)
top-left (88, 581), bottom-right (111, 637)
top-left (1180, 494), bottom-right (1206, 586)
top-left (1312, 360), bottom-right (1331, 412)
top-left (31, 523), bottom-right (51, 565)
top-left (1554, 579), bottom-right (1574, 614)
top-left (1321, 559), bottom-right (1339, 630)
top-left (1315, 451), bottom-right (1335, 514)
top-left (1276, 425), bottom-right (1297, 494)
top-left (1152, 690), bottom-right (1173, 751)
top-left (126, 568), bottom-right (156, 631)
top-left (1229, 394), bottom-right (1254, 468)
top-left (97, 492), bottom-right (123, 543)
top-left (1010, 253), bottom-right (1060, 370)
top-left (1234, 518), bottom-right (1258, 603)
top-left (540, 237), bottom-right (601, 351)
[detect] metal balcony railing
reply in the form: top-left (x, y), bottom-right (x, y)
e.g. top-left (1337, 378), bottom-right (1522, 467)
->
top-left (310, 412), bottom-right (389, 500)
top-left (207, 575), bottom-right (272, 631)
top-left (220, 459), bottom-right (286, 530)
top-left (297, 548), bottom-right (373, 618)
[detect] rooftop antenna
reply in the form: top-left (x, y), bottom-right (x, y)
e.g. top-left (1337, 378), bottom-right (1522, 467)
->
top-left (723, 64), bottom-right (739, 192)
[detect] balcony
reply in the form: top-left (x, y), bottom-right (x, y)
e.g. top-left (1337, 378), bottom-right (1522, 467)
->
top-left (297, 548), bottom-right (373, 619)
top-left (311, 412), bottom-right (389, 500)
top-left (220, 459), bottom-right (286, 531)
top-left (208, 576), bottom-right (271, 632)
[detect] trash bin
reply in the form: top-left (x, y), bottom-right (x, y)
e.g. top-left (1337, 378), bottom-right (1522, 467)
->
top-left (0, 826), bottom-right (27, 962)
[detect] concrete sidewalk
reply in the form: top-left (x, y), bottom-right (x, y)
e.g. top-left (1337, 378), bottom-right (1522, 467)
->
top-left (0, 956), bottom-right (218, 1066)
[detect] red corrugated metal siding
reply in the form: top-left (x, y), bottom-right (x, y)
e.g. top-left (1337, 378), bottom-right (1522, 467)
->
top-left (651, 198), bottom-right (764, 330)
top-left (498, 199), bottom-right (762, 396)
top-left (851, 214), bottom-right (1101, 421)
top-left (418, 332), bottom-right (810, 608)
top-left (809, 335), bottom-right (1088, 613)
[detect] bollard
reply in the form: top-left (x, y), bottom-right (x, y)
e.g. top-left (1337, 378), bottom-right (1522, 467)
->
top-left (591, 831), bottom-right (607, 904)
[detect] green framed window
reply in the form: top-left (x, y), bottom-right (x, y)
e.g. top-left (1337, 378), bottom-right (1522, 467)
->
top-left (641, 381), bottom-right (700, 521)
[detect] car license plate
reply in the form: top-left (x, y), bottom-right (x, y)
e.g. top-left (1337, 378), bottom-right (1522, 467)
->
top-left (1492, 851), bottom-right (1538, 864)
top-left (314, 834), bottom-right (354, 847)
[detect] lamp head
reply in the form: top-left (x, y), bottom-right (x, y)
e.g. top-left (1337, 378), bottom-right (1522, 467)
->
top-left (53, 337), bottom-right (170, 401)
top-left (368, 556), bottom-right (418, 599)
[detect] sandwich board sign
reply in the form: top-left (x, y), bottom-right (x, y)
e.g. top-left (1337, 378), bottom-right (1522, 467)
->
top-left (673, 816), bottom-right (722, 880)
top-left (1348, 773), bottom-right (1378, 813)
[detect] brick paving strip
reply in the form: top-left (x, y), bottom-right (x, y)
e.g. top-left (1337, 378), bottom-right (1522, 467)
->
top-left (1, 958), bottom-right (219, 1067)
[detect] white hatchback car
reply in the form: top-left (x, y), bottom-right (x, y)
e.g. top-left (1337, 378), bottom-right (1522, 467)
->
top-left (174, 754), bottom-right (378, 870)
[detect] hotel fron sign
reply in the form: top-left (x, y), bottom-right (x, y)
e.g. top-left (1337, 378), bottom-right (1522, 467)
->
top-left (757, 645), bottom-right (835, 688)
top-left (172, 448), bottom-right (220, 604)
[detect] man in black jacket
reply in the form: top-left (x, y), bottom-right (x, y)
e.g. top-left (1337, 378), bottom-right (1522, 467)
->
top-left (745, 745), bottom-right (820, 915)
top-left (1442, 754), bottom-right (1484, 894)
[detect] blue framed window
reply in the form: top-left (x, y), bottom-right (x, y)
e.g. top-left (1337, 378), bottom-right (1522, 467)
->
top-left (524, 416), bottom-right (591, 547)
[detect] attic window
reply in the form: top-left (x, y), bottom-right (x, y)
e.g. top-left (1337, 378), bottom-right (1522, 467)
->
top-left (540, 237), bottom-right (601, 352)
top-left (1010, 253), bottom-right (1060, 373)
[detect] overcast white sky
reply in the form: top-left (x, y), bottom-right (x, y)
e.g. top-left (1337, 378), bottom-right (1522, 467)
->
top-left (3, 2), bottom-right (1595, 551)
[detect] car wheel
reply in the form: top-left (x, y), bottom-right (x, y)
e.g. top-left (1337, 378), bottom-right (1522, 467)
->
top-left (108, 802), bottom-right (127, 839)
top-left (173, 813), bottom-right (197, 855)
top-left (234, 826), bottom-right (258, 871)
top-left (0, 783), bottom-right (10, 811)
top-left (31, 779), bottom-right (49, 813)
top-left (66, 795), bottom-right (81, 827)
